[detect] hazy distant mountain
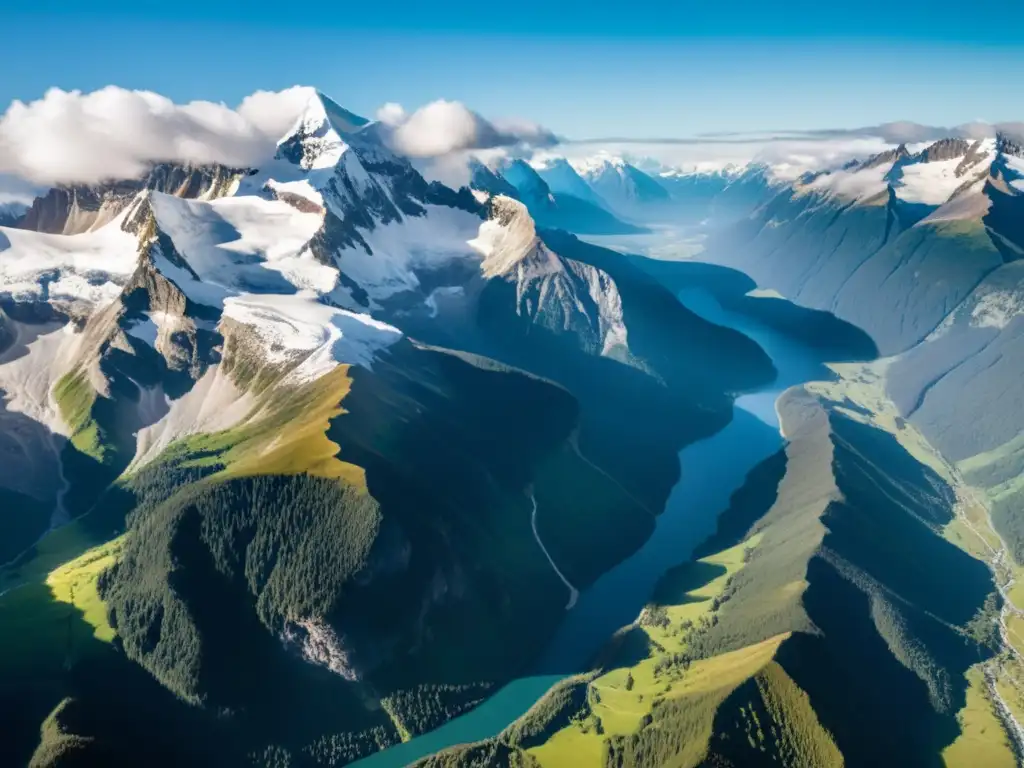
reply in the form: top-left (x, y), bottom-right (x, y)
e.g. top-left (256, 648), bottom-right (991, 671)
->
top-left (571, 155), bottom-right (671, 216)
top-left (478, 157), bottom-right (645, 235)
top-left (532, 156), bottom-right (610, 208)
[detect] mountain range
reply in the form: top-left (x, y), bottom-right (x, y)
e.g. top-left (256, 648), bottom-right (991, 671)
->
top-left (0, 87), bottom-right (1022, 768)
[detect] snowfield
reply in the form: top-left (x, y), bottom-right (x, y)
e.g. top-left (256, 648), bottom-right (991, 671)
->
top-left (0, 212), bottom-right (138, 308)
top-left (896, 157), bottom-right (972, 205)
top-left (807, 161), bottom-right (892, 202)
top-left (150, 192), bottom-right (333, 296)
top-left (223, 292), bottom-right (401, 381)
top-left (334, 203), bottom-right (483, 302)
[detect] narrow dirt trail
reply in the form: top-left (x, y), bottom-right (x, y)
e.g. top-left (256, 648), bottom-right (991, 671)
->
top-left (528, 489), bottom-right (579, 610)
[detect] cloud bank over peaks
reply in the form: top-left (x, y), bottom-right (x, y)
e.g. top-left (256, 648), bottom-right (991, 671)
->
top-left (370, 98), bottom-right (556, 189)
top-left (552, 118), bottom-right (1024, 180)
top-left (0, 86), bottom-right (304, 186)
top-left (376, 98), bottom-right (557, 157)
top-left (0, 84), bottom-right (557, 195)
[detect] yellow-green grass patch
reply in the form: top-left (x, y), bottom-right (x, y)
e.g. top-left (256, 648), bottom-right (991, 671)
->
top-left (1008, 579), bottom-right (1024, 613)
top-left (155, 365), bottom-right (367, 490)
top-left (943, 665), bottom-right (1016, 768)
top-left (529, 635), bottom-right (789, 768)
top-left (0, 537), bottom-right (122, 680)
top-left (528, 527), bottom-right (779, 768)
top-left (44, 538), bottom-right (122, 643)
top-left (994, 655), bottom-right (1024, 732)
top-left (52, 370), bottom-right (107, 464)
top-left (642, 534), bottom-right (762, 654)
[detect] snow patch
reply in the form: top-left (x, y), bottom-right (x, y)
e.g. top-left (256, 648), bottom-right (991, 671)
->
top-left (1006, 155), bottom-right (1024, 192)
top-left (150, 192), bottom-right (333, 298)
top-left (125, 316), bottom-right (159, 346)
top-left (335, 203), bottom-right (483, 301)
top-left (806, 161), bottom-right (891, 201)
top-left (896, 157), bottom-right (975, 205)
top-left (919, 177), bottom-right (992, 224)
top-left (223, 292), bottom-right (401, 382)
top-left (0, 212), bottom-right (138, 308)
top-left (971, 290), bottom-right (1024, 329)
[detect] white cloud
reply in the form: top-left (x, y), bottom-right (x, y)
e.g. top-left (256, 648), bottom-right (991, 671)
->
top-left (370, 100), bottom-right (556, 189)
top-left (0, 85), bottom-right (556, 191)
top-left (237, 85), bottom-right (320, 141)
top-left (380, 99), bottom-right (557, 158)
top-left (411, 147), bottom-right (510, 189)
top-left (375, 102), bottom-right (407, 126)
top-left (392, 100), bottom-right (480, 157)
top-left (0, 86), bottom-right (314, 186)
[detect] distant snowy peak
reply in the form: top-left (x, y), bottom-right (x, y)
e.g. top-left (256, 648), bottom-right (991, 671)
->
top-left (658, 163), bottom-right (746, 181)
top-left (856, 144), bottom-right (911, 171)
top-left (570, 156), bottom-right (669, 213)
top-left (499, 159), bottom-right (556, 208)
top-left (531, 157), bottom-right (608, 206)
top-left (468, 159), bottom-right (520, 201)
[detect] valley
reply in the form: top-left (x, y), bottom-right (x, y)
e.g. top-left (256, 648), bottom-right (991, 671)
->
top-left (348, 243), bottom-right (883, 768)
top-left (0, 88), bottom-right (1020, 768)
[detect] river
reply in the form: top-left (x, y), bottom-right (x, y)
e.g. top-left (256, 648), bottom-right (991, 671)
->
top-left (353, 262), bottom-right (847, 768)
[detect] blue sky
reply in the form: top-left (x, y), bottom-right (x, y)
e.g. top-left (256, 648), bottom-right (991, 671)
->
top-left (3, 0), bottom-right (1023, 138)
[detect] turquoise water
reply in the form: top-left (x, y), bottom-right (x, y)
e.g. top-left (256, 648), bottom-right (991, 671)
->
top-left (354, 280), bottom-right (832, 768)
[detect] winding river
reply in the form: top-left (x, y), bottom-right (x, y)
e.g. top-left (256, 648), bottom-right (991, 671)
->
top-left (354, 260), bottom-right (850, 768)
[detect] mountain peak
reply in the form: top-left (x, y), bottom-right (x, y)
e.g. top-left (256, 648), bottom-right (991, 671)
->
top-left (470, 196), bottom-right (542, 277)
top-left (858, 143), bottom-right (911, 171)
top-left (276, 89), bottom-right (370, 171)
top-left (917, 138), bottom-right (973, 163)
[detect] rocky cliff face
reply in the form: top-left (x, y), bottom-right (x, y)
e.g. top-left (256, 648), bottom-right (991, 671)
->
top-left (17, 163), bottom-right (242, 235)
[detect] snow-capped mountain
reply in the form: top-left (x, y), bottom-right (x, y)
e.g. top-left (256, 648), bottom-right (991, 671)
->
top-left (710, 134), bottom-right (1024, 349)
top-left (0, 87), bottom-right (651, 531)
top-left (531, 156), bottom-right (609, 208)
top-left (472, 157), bottom-right (643, 235)
top-left (498, 158), bottom-right (556, 210)
top-left (570, 155), bottom-right (670, 216)
top-left (649, 163), bottom-right (782, 223)
top-left (0, 89), bottom-right (500, 529)
top-left (17, 164), bottom-right (240, 235)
